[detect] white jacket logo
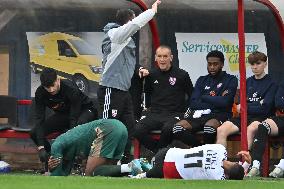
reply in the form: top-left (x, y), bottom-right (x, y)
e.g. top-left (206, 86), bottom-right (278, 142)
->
top-left (169, 77), bottom-right (176, 85)
top-left (248, 92), bottom-right (261, 102)
top-left (112, 109), bottom-right (118, 117)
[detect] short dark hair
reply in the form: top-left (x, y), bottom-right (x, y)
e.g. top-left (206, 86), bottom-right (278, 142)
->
top-left (156, 45), bottom-right (172, 55)
top-left (227, 163), bottom-right (244, 180)
top-left (206, 50), bottom-right (225, 63)
top-left (40, 68), bottom-right (57, 87)
top-left (248, 51), bottom-right (267, 64)
top-left (116, 9), bottom-right (135, 25)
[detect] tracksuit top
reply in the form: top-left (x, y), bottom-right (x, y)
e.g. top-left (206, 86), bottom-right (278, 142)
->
top-left (246, 74), bottom-right (277, 117)
top-left (34, 80), bottom-right (94, 128)
top-left (100, 9), bottom-right (155, 91)
top-left (144, 66), bottom-right (193, 113)
top-left (190, 71), bottom-right (238, 117)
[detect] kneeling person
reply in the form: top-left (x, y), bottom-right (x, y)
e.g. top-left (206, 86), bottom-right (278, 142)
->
top-left (48, 119), bottom-right (128, 176)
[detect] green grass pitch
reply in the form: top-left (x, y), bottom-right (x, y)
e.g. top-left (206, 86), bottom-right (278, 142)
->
top-left (1, 175), bottom-right (284, 189)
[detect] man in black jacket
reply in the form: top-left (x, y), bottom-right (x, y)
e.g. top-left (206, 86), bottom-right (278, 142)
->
top-left (133, 45), bottom-right (193, 153)
top-left (158, 50), bottom-right (238, 148)
top-left (30, 68), bottom-right (97, 165)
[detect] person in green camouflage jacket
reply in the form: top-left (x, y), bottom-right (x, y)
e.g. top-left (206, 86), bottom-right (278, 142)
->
top-left (48, 119), bottom-right (127, 176)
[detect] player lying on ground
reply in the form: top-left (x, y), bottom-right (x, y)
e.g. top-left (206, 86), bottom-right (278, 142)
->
top-left (134, 144), bottom-right (251, 180)
top-left (47, 119), bottom-right (127, 176)
top-left (92, 144), bottom-right (251, 180)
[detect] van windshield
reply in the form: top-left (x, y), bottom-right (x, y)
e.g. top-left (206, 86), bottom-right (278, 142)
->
top-left (69, 39), bottom-right (96, 55)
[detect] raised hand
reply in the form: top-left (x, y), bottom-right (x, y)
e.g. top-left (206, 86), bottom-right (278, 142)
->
top-left (152, 0), bottom-right (162, 13)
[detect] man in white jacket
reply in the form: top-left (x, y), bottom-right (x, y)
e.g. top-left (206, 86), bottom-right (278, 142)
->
top-left (97, 0), bottom-right (161, 162)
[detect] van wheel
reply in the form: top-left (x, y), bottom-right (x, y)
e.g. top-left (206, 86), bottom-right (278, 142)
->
top-left (30, 63), bottom-right (39, 74)
top-left (74, 75), bottom-right (89, 94)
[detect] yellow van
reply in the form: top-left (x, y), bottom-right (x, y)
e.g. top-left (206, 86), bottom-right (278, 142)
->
top-left (29, 32), bottom-right (102, 94)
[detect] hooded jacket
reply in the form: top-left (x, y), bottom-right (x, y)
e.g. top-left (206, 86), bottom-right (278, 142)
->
top-left (100, 9), bottom-right (155, 91)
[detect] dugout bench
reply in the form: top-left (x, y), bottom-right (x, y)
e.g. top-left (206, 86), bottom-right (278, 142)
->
top-left (0, 97), bottom-right (61, 149)
top-left (1, 96), bottom-right (284, 177)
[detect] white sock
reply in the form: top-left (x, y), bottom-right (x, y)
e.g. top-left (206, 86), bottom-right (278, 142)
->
top-left (252, 160), bottom-right (260, 169)
top-left (117, 160), bottom-right (121, 165)
top-left (121, 164), bottom-right (131, 173)
top-left (138, 172), bottom-right (147, 178)
top-left (276, 159), bottom-right (284, 170)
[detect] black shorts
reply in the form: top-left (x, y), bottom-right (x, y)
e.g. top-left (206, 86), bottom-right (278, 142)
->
top-left (270, 116), bottom-right (284, 136)
top-left (229, 116), bottom-right (266, 130)
top-left (146, 147), bottom-right (169, 178)
top-left (185, 113), bottom-right (230, 132)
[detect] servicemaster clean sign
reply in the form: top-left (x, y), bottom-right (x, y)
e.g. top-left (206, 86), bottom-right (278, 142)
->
top-left (175, 33), bottom-right (268, 85)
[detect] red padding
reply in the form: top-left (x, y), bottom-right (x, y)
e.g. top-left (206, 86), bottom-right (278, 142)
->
top-left (0, 130), bottom-right (61, 139)
top-left (17, 100), bottom-right (32, 105)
